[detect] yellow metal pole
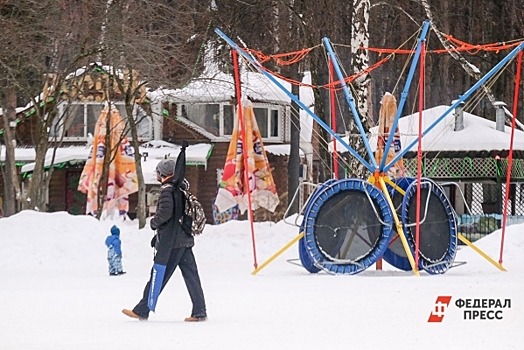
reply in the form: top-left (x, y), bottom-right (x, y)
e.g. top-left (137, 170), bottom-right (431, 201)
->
top-left (458, 234), bottom-right (507, 271)
top-left (383, 176), bottom-right (406, 196)
top-left (377, 176), bottom-right (420, 276)
top-left (252, 232), bottom-right (305, 275)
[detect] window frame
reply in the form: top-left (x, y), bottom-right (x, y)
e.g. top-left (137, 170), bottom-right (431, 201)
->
top-left (178, 102), bottom-right (285, 141)
top-left (51, 101), bottom-right (153, 142)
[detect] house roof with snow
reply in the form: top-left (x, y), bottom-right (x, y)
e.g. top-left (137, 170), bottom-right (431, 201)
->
top-left (371, 105), bottom-right (524, 155)
top-left (331, 105), bottom-right (524, 158)
top-left (3, 142), bottom-right (213, 185)
top-left (148, 70), bottom-right (290, 105)
top-left (148, 65), bottom-right (315, 144)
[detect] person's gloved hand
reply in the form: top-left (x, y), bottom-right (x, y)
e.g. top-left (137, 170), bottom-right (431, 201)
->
top-left (150, 234), bottom-right (158, 248)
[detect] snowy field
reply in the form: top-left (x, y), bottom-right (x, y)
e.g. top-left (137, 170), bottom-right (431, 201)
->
top-left (0, 210), bottom-right (522, 349)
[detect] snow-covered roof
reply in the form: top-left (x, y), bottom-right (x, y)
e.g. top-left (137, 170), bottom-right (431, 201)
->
top-left (0, 106), bottom-right (28, 117)
top-left (331, 105), bottom-right (524, 153)
top-left (140, 141), bottom-right (213, 184)
top-left (148, 65), bottom-right (315, 143)
top-left (148, 70), bottom-right (290, 105)
top-left (9, 142), bottom-right (213, 185)
top-left (65, 62), bottom-right (137, 83)
top-left (264, 144), bottom-right (305, 157)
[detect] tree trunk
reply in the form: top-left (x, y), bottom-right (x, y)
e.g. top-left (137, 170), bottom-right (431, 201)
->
top-left (1, 87), bottom-right (21, 216)
top-left (347, 0), bottom-right (372, 179)
top-left (23, 109), bottom-right (51, 211)
top-left (126, 113), bottom-right (146, 228)
top-left (287, 76), bottom-right (301, 215)
top-left (352, 0), bottom-right (371, 121)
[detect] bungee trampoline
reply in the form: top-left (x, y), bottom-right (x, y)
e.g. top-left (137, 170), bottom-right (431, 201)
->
top-left (299, 177), bottom-right (458, 274)
top-left (216, 22), bottom-right (521, 276)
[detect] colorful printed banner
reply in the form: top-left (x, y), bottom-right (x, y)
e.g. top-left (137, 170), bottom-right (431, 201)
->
top-left (78, 106), bottom-right (138, 216)
top-left (214, 103), bottom-right (279, 214)
top-left (375, 93), bottom-right (406, 178)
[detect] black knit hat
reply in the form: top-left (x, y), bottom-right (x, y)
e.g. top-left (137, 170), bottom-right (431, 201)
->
top-left (156, 159), bottom-right (176, 178)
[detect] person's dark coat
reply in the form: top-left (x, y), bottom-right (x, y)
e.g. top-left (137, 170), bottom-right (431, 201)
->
top-left (150, 142), bottom-right (193, 265)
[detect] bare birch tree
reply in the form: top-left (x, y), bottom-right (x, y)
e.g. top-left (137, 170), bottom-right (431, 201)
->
top-left (345, 0), bottom-right (372, 179)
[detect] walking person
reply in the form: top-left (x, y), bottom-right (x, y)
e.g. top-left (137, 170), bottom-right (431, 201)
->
top-left (122, 141), bottom-right (207, 322)
top-left (105, 225), bottom-right (125, 276)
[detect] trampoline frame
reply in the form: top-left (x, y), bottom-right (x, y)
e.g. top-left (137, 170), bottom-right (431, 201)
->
top-left (302, 179), bottom-right (394, 274)
top-left (401, 178), bottom-right (458, 274)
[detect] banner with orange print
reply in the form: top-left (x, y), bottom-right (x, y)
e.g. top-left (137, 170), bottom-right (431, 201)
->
top-left (77, 106), bottom-right (138, 216)
top-left (214, 103), bottom-right (279, 214)
top-left (375, 93), bottom-right (406, 178)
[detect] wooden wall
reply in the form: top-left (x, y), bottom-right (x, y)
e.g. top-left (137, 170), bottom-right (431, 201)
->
top-left (188, 142), bottom-right (228, 222)
top-left (47, 169), bottom-right (66, 212)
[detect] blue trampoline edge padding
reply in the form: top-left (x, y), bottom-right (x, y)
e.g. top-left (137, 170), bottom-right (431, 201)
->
top-left (300, 177), bottom-right (458, 275)
top-left (298, 180), bottom-right (337, 273)
top-left (298, 236), bottom-right (321, 273)
top-left (401, 178), bottom-right (458, 274)
top-left (299, 179), bottom-right (394, 275)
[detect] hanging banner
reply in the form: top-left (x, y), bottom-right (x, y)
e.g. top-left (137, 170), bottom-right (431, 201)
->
top-left (375, 93), bottom-right (406, 178)
top-left (214, 103), bottom-right (279, 214)
top-left (78, 106), bottom-right (138, 216)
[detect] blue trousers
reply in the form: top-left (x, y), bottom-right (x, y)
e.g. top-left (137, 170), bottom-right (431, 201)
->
top-left (107, 247), bottom-right (123, 274)
top-left (133, 247), bottom-right (206, 319)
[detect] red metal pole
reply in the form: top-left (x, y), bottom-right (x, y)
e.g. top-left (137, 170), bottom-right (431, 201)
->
top-left (415, 41), bottom-right (426, 270)
top-left (499, 50), bottom-right (523, 265)
top-left (232, 50), bottom-right (258, 269)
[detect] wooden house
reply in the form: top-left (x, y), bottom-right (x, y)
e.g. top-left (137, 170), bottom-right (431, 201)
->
top-left (146, 67), bottom-right (312, 222)
top-left (1, 64), bottom-right (314, 223)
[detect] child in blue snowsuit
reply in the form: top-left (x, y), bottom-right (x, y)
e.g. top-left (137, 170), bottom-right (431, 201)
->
top-left (105, 225), bottom-right (125, 276)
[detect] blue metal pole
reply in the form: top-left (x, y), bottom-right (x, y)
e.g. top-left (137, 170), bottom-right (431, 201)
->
top-left (214, 27), bottom-right (373, 170)
top-left (385, 40), bottom-right (524, 170)
top-left (322, 37), bottom-right (377, 171)
top-left (379, 20), bottom-right (431, 172)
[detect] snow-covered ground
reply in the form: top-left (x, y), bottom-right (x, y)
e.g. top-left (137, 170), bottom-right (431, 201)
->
top-left (0, 210), bottom-right (522, 349)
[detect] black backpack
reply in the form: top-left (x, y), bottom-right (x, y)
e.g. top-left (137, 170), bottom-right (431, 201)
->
top-left (179, 179), bottom-right (206, 236)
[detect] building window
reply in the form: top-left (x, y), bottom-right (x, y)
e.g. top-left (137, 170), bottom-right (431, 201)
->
top-left (51, 102), bottom-right (152, 141)
top-left (223, 105), bottom-right (234, 136)
top-left (253, 106), bottom-right (282, 140)
top-left (179, 102), bottom-right (284, 140)
top-left (181, 104), bottom-right (220, 136)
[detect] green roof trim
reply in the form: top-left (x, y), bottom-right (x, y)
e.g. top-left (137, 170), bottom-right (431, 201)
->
top-left (403, 157), bottom-right (524, 180)
top-left (205, 144), bottom-right (214, 159)
top-left (0, 96), bottom-right (57, 134)
top-left (0, 161), bottom-right (28, 167)
top-left (95, 66), bottom-right (108, 73)
top-left (20, 161), bottom-right (71, 179)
